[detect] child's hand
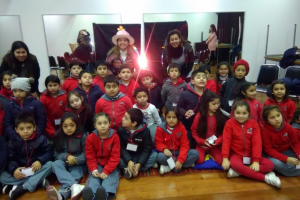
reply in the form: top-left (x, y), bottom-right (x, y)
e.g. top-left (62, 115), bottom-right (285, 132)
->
top-left (222, 158), bottom-right (230, 170)
top-left (99, 172), bottom-right (108, 179)
top-left (133, 163), bottom-right (141, 177)
top-left (163, 149), bottom-right (172, 157)
top-left (204, 141), bottom-right (211, 147)
top-left (185, 110), bottom-right (194, 119)
top-left (14, 167), bottom-right (26, 180)
top-left (92, 170), bottom-right (99, 177)
top-left (31, 161), bottom-right (42, 172)
top-left (175, 161), bottom-right (182, 170)
top-left (127, 160), bottom-right (135, 173)
top-left (249, 162), bottom-right (260, 172)
top-left (67, 155), bottom-right (77, 166)
top-left (287, 157), bottom-right (299, 165)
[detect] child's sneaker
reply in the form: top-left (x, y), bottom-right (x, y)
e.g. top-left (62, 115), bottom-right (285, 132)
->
top-left (2, 184), bottom-right (13, 194)
top-left (159, 165), bottom-right (171, 174)
top-left (82, 186), bottom-right (93, 200)
top-left (41, 178), bottom-right (50, 189)
top-left (124, 168), bottom-right (132, 179)
top-left (46, 185), bottom-right (63, 200)
top-left (152, 163), bottom-right (158, 168)
top-left (70, 184), bottom-right (85, 200)
top-left (95, 186), bottom-right (107, 200)
top-left (227, 168), bottom-right (240, 178)
top-left (9, 185), bottom-right (26, 200)
top-left (265, 172), bottom-right (281, 188)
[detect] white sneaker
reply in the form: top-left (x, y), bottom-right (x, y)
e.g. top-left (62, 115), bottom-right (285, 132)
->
top-left (227, 168), bottom-right (240, 178)
top-left (70, 184), bottom-right (85, 200)
top-left (159, 165), bottom-right (171, 174)
top-left (46, 185), bottom-right (63, 200)
top-left (152, 163), bottom-right (158, 168)
top-left (265, 172), bottom-right (281, 188)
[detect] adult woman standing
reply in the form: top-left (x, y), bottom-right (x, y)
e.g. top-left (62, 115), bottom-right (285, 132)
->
top-left (0, 41), bottom-right (40, 97)
top-left (206, 24), bottom-right (218, 65)
top-left (162, 29), bottom-right (195, 80)
top-left (106, 28), bottom-right (138, 75)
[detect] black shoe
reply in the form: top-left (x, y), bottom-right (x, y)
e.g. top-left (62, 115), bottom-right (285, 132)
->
top-left (2, 184), bottom-right (13, 194)
top-left (95, 186), bottom-right (107, 200)
top-left (124, 168), bottom-right (132, 179)
top-left (82, 186), bottom-right (93, 200)
top-left (9, 185), bottom-right (26, 200)
top-left (41, 178), bottom-right (50, 189)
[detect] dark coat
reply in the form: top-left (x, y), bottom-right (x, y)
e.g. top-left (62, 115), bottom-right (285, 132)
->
top-left (65, 106), bottom-right (94, 133)
top-left (142, 83), bottom-right (163, 110)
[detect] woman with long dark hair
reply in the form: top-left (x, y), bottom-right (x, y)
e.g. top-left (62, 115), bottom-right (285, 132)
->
top-left (206, 24), bottom-right (218, 65)
top-left (0, 41), bottom-right (40, 97)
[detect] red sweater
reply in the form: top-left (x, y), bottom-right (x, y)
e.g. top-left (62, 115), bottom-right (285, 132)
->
top-left (119, 79), bottom-right (140, 104)
top-left (0, 86), bottom-right (12, 100)
top-left (262, 122), bottom-right (300, 162)
top-left (85, 129), bottom-right (120, 175)
top-left (214, 80), bottom-right (222, 95)
top-left (40, 90), bottom-right (67, 137)
top-left (263, 97), bottom-right (296, 123)
top-left (93, 75), bottom-right (105, 92)
top-left (191, 113), bottom-right (222, 146)
top-left (206, 80), bottom-right (216, 93)
top-left (222, 118), bottom-right (262, 162)
top-left (95, 93), bottom-right (132, 130)
top-left (154, 121), bottom-right (190, 164)
top-left (61, 77), bottom-right (79, 93)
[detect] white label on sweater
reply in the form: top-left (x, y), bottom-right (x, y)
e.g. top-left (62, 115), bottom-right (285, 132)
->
top-left (207, 135), bottom-right (217, 144)
top-left (55, 119), bottom-right (61, 125)
top-left (243, 157), bottom-right (251, 165)
top-left (167, 157), bottom-right (176, 169)
top-left (228, 100), bottom-right (234, 106)
top-left (21, 167), bottom-right (35, 177)
top-left (126, 143), bottom-right (137, 152)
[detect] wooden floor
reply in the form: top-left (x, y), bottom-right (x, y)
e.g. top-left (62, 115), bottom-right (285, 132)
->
top-left (1, 66), bottom-right (300, 200)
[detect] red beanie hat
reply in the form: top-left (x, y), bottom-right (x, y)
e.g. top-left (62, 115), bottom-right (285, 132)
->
top-left (233, 59), bottom-right (249, 75)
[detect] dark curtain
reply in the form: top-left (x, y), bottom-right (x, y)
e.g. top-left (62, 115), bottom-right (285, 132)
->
top-left (93, 24), bottom-right (141, 61)
top-left (144, 21), bottom-right (188, 84)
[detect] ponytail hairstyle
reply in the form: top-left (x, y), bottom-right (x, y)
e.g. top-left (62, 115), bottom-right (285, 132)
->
top-left (196, 90), bottom-right (226, 139)
top-left (216, 62), bottom-right (233, 93)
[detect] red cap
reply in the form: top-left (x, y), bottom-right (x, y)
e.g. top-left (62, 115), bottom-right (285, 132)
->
top-left (233, 59), bottom-right (249, 75)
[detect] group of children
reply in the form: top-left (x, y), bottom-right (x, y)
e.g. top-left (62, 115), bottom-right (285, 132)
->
top-left (0, 57), bottom-right (300, 200)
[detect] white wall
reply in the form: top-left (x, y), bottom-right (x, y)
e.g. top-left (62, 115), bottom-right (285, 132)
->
top-left (0, 0), bottom-right (300, 91)
top-left (0, 15), bottom-right (22, 58)
top-left (43, 14), bottom-right (121, 57)
top-left (144, 13), bottom-right (218, 46)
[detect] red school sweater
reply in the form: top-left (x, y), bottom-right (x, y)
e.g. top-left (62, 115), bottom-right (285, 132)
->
top-left (61, 77), bottom-right (79, 93)
top-left (85, 129), bottom-right (120, 175)
top-left (119, 79), bottom-right (140, 104)
top-left (154, 121), bottom-right (190, 164)
top-left (93, 75), bottom-right (105, 92)
top-left (262, 122), bottom-right (300, 162)
top-left (263, 97), bottom-right (296, 123)
top-left (222, 118), bottom-right (262, 162)
top-left (190, 113), bottom-right (222, 146)
top-left (0, 86), bottom-right (12, 100)
top-left (206, 79), bottom-right (216, 93)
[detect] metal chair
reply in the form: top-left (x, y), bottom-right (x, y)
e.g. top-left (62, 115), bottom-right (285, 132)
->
top-left (255, 64), bottom-right (279, 93)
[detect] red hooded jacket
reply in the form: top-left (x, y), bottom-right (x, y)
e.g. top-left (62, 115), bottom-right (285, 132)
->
top-left (206, 80), bottom-right (216, 93)
top-left (61, 77), bottom-right (79, 93)
top-left (263, 97), bottom-right (296, 123)
top-left (222, 118), bottom-right (262, 162)
top-left (85, 129), bottom-right (120, 175)
top-left (119, 79), bottom-right (140, 104)
top-left (154, 121), bottom-right (190, 164)
top-left (191, 113), bottom-right (222, 146)
top-left (95, 93), bottom-right (132, 130)
top-left (0, 86), bottom-right (12, 100)
top-left (262, 122), bottom-right (300, 162)
top-left (93, 75), bottom-right (105, 92)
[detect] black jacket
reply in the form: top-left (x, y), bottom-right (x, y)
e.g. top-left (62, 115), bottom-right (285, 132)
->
top-left (6, 131), bottom-right (54, 175)
top-left (117, 123), bottom-right (153, 166)
top-left (142, 83), bottom-right (163, 111)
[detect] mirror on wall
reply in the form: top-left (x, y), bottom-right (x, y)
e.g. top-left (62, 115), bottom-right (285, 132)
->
top-left (0, 15), bottom-right (23, 59)
top-left (42, 14), bottom-right (122, 75)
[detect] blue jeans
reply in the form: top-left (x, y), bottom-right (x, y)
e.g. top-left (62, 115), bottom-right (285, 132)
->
top-left (267, 149), bottom-right (300, 177)
top-left (119, 151), bottom-right (158, 171)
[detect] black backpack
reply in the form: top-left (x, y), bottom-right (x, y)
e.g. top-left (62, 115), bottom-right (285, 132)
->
top-left (279, 47), bottom-right (298, 69)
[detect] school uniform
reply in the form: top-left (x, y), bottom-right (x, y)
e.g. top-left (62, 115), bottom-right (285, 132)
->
top-left (155, 121), bottom-right (199, 170)
top-left (85, 129), bottom-right (120, 199)
top-left (205, 79), bottom-right (216, 93)
top-left (74, 83), bottom-right (104, 113)
top-left (161, 77), bottom-right (187, 110)
top-left (291, 122), bottom-right (300, 139)
top-left (214, 76), bottom-right (230, 95)
top-left (142, 83), bottom-right (163, 111)
top-left (222, 118), bottom-right (274, 181)
top-left (119, 79), bottom-right (140, 104)
top-left (117, 123), bottom-right (158, 171)
top-left (95, 92), bottom-right (132, 130)
top-left (52, 128), bottom-right (88, 199)
top-left (262, 122), bottom-right (300, 176)
top-left (191, 113), bottom-right (223, 165)
top-left (61, 77), bottom-right (78, 93)
top-left (65, 106), bottom-right (94, 133)
top-left (264, 98), bottom-right (296, 123)
top-left (93, 75), bottom-right (105, 92)
top-left (0, 131), bottom-right (53, 192)
top-left (0, 86), bottom-right (12, 109)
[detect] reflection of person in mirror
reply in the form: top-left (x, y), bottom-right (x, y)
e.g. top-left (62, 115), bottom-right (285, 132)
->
top-left (0, 41), bottom-right (40, 98)
top-left (106, 29), bottom-right (138, 76)
top-left (72, 30), bottom-right (92, 66)
top-left (162, 29), bottom-right (195, 80)
top-left (206, 24), bottom-right (217, 65)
